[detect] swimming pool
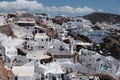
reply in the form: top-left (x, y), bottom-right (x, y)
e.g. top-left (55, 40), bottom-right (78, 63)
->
top-left (101, 67), bottom-right (109, 71)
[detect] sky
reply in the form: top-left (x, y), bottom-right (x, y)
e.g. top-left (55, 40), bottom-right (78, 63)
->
top-left (0, 0), bottom-right (120, 16)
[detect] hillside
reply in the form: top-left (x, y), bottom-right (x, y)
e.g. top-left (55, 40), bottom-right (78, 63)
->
top-left (0, 25), bottom-right (13, 36)
top-left (84, 12), bottom-right (120, 24)
top-left (52, 16), bottom-right (69, 25)
top-left (35, 18), bottom-right (59, 39)
top-left (100, 33), bottom-right (120, 59)
top-left (0, 57), bottom-right (14, 80)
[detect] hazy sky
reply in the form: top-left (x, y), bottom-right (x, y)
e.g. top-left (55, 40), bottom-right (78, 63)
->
top-left (0, 0), bottom-right (119, 16)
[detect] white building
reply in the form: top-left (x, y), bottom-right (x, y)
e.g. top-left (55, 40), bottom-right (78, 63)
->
top-left (79, 49), bottom-right (97, 70)
top-left (34, 13), bottom-right (49, 24)
top-left (34, 33), bottom-right (51, 49)
top-left (5, 46), bottom-right (18, 61)
top-left (1, 35), bottom-right (24, 62)
top-left (0, 13), bottom-right (6, 26)
top-left (71, 76), bottom-right (100, 80)
top-left (12, 60), bottom-right (43, 80)
top-left (16, 11), bottom-right (26, 16)
top-left (44, 62), bottom-right (67, 80)
top-left (74, 40), bottom-right (93, 51)
top-left (78, 49), bottom-right (120, 80)
top-left (65, 17), bottom-right (92, 30)
top-left (26, 50), bottom-right (51, 62)
top-left (12, 66), bottom-right (35, 80)
top-left (15, 17), bottom-right (35, 30)
top-left (48, 39), bottom-right (71, 53)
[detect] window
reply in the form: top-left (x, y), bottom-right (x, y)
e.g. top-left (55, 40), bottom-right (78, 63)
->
top-left (28, 45), bottom-right (30, 48)
top-left (49, 38), bottom-right (51, 41)
top-left (68, 23), bottom-right (71, 25)
top-left (71, 20), bottom-right (75, 22)
top-left (79, 20), bottom-right (82, 22)
top-left (25, 38), bottom-right (27, 40)
top-left (88, 52), bottom-right (91, 55)
top-left (59, 46), bottom-right (64, 51)
top-left (89, 59), bottom-right (91, 61)
top-left (88, 64), bottom-right (92, 66)
top-left (66, 49), bottom-right (67, 51)
top-left (96, 58), bottom-right (101, 61)
top-left (58, 75), bottom-right (61, 78)
top-left (89, 79), bottom-right (94, 80)
top-left (73, 49), bottom-right (76, 51)
top-left (76, 19), bottom-right (80, 22)
top-left (46, 75), bottom-right (48, 79)
top-left (26, 27), bottom-right (29, 29)
top-left (83, 58), bottom-right (85, 62)
top-left (15, 76), bottom-right (18, 80)
top-left (29, 59), bottom-right (31, 62)
top-left (31, 46), bottom-right (33, 50)
top-left (46, 39), bottom-right (48, 41)
top-left (83, 53), bottom-right (86, 56)
top-left (25, 41), bottom-right (27, 44)
top-left (34, 30), bottom-right (37, 34)
top-left (42, 46), bottom-right (44, 48)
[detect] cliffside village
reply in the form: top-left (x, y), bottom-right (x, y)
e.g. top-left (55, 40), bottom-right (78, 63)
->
top-left (0, 11), bottom-right (120, 80)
